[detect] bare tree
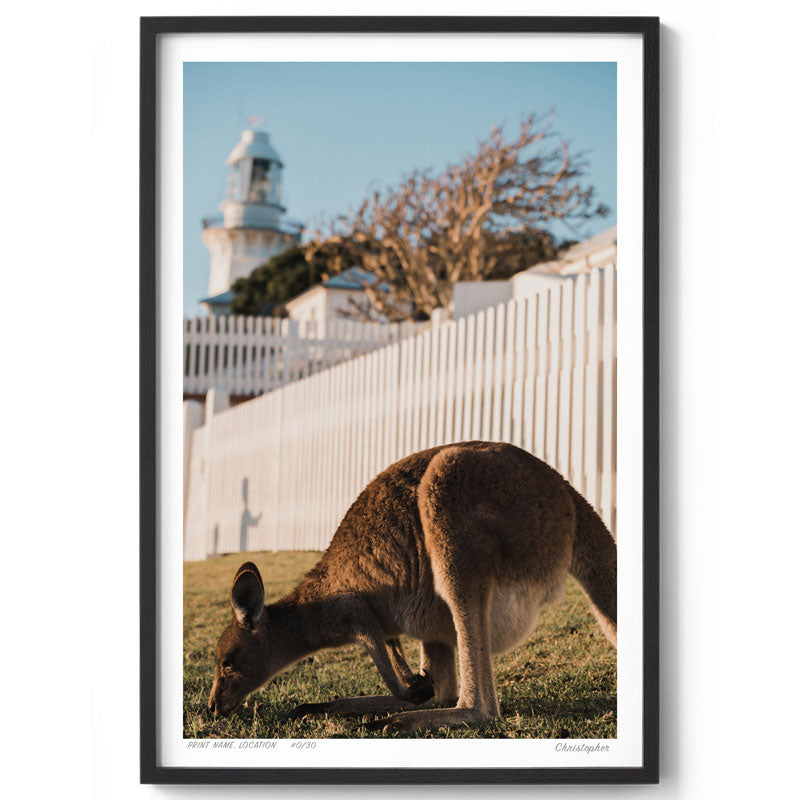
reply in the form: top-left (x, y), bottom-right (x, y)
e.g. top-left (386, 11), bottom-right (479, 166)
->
top-left (306, 112), bottom-right (609, 322)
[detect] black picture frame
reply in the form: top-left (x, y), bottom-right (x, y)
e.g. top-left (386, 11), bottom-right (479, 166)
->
top-left (140, 15), bottom-right (659, 785)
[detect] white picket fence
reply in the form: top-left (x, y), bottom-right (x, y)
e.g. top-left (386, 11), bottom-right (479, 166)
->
top-left (183, 265), bottom-right (616, 560)
top-left (184, 315), bottom-right (428, 396)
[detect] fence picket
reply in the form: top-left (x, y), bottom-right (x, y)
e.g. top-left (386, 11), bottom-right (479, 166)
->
top-left (471, 311), bottom-right (486, 440)
top-left (584, 269), bottom-right (602, 512)
top-left (558, 281), bottom-right (574, 479)
top-left (491, 303), bottom-right (505, 441)
top-left (436, 324), bottom-right (450, 445)
top-left (333, 360), bottom-right (347, 531)
top-left (601, 267), bottom-right (617, 532)
top-left (419, 330), bottom-right (432, 450)
top-left (397, 339), bottom-right (409, 458)
top-left (387, 343), bottom-right (400, 464)
top-left (427, 326), bottom-right (441, 446)
top-left (546, 287), bottom-right (561, 467)
top-left (453, 317), bottom-right (467, 442)
top-left (366, 349), bottom-right (379, 484)
top-left (444, 320), bottom-right (458, 444)
top-left (512, 298), bottom-right (526, 447)
top-left (411, 333), bottom-right (424, 452)
top-left (522, 296), bottom-right (537, 454)
top-left (354, 356), bottom-right (367, 500)
top-left (571, 274), bottom-right (588, 493)
top-left (501, 300), bottom-right (516, 442)
top-left (482, 307), bottom-right (495, 440)
top-left (375, 346), bottom-right (387, 477)
top-left (463, 314), bottom-right (476, 440)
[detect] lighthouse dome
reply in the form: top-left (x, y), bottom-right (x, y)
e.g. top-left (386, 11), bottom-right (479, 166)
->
top-left (226, 129), bottom-right (283, 167)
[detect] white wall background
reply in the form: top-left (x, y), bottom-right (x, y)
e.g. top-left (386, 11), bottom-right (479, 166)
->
top-left (2, 1), bottom-right (798, 798)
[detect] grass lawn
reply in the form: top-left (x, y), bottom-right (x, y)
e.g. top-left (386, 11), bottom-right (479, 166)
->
top-left (184, 551), bottom-right (616, 739)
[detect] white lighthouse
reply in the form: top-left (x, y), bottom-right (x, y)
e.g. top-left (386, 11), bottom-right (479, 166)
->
top-left (200, 127), bottom-right (303, 313)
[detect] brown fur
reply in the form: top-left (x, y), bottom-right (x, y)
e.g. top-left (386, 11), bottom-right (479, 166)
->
top-left (208, 441), bottom-right (617, 733)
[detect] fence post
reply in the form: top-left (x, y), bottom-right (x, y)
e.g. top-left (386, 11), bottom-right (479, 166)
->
top-left (206, 387), bottom-right (230, 416)
top-left (182, 400), bottom-right (205, 543)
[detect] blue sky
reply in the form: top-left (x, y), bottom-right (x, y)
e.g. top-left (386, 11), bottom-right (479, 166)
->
top-left (183, 62), bottom-right (616, 315)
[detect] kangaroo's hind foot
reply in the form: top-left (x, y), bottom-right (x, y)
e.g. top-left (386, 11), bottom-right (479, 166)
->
top-left (363, 705), bottom-right (489, 734)
top-left (287, 695), bottom-right (424, 720)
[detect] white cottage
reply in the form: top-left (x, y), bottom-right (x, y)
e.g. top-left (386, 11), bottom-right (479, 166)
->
top-left (451, 226), bottom-right (617, 318)
top-left (283, 267), bottom-right (382, 328)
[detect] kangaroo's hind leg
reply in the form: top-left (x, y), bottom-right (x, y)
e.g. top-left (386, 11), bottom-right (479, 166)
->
top-left (365, 446), bottom-right (510, 734)
top-left (365, 581), bottom-right (497, 733)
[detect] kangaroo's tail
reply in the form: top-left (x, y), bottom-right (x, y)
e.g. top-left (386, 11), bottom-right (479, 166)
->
top-left (567, 486), bottom-right (617, 648)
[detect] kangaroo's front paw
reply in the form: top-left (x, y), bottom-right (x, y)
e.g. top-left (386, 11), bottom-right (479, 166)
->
top-left (402, 671), bottom-right (435, 705)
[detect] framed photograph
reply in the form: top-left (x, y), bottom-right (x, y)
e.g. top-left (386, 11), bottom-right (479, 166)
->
top-left (140, 15), bottom-right (659, 784)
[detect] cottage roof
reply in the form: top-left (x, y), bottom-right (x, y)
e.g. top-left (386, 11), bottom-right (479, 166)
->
top-left (323, 267), bottom-right (377, 290)
top-left (199, 289), bottom-right (233, 306)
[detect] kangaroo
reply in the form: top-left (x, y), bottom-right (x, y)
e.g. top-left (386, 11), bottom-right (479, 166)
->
top-left (207, 441), bottom-right (616, 734)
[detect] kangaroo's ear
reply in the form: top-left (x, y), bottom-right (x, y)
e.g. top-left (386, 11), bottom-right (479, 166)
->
top-left (230, 562), bottom-right (264, 629)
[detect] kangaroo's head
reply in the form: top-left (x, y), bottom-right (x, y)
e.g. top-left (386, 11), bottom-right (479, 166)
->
top-left (208, 561), bottom-right (272, 716)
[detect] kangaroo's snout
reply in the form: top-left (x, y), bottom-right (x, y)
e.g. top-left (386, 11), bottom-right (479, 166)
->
top-left (207, 671), bottom-right (220, 714)
top-left (207, 674), bottom-right (230, 716)
top-left (207, 681), bottom-right (220, 714)
top-left (207, 689), bottom-right (235, 717)
top-left (207, 672), bottom-right (247, 717)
